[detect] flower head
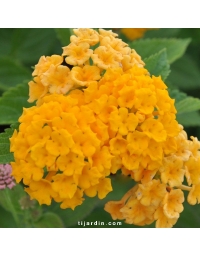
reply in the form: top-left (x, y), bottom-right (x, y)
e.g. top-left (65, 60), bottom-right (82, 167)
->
top-left (10, 29), bottom-right (200, 226)
top-left (0, 164), bottom-right (15, 190)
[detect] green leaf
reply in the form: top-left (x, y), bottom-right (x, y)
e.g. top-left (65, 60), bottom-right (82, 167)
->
top-left (10, 28), bottom-right (60, 66)
top-left (175, 97), bottom-right (200, 114)
top-left (168, 89), bottom-right (200, 126)
top-left (33, 212), bottom-right (64, 228)
top-left (0, 185), bottom-right (27, 227)
top-left (176, 111), bottom-right (200, 127)
top-left (167, 54), bottom-right (200, 91)
top-left (144, 28), bottom-right (181, 39)
top-left (0, 29), bottom-right (15, 57)
top-left (177, 28), bottom-right (200, 44)
top-left (0, 57), bottom-right (31, 91)
top-left (144, 49), bottom-right (170, 80)
top-left (0, 205), bottom-right (17, 228)
top-left (0, 82), bottom-right (34, 125)
top-left (54, 28), bottom-right (73, 46)
top-left (168, 88), bottom-right (200, 114)
top-left (130, 38), bottom-right (191, 64)
top-left (0, 126), bottom-right (15, 163)
top-left (0, 185), bottom-right (25, 213)
top-left (168, 88), bottom-right (187, 103)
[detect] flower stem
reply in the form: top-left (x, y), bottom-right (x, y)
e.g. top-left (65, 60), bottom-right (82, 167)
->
top-left (4, 189), bottom-right (20, 227)
top-left (176, 185), bottom-right (192, 191)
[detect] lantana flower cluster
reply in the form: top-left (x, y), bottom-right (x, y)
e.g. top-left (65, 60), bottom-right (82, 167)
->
top-left (9, 28), bottom-right (200, 227)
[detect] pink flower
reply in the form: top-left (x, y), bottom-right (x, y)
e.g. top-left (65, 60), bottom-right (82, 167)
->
top-left (0, 164), bottom-right (16, 190)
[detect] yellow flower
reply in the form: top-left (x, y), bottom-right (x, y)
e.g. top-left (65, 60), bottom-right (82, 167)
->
top-left (72, 127), bottom-right (100, 157)
top-left (154, 206), bottom-right (178, 228)
top-left (52, 174), bottom-right (77, 199)
top-left (140, 118), bottom-right (167, 142)
top-left (185, 156), bottom-right (200, 186)
top-left (91, 46), bottom-right (122, 69)
top-left (10, 131), bottom-right (30, 160)
top-left (56, 152), bottom-right (85, 175)
top-left (88, 146), bottom-right (113, 173)
top-left (90, 118), bottom-right (109, 143)
top-left (188, 136), bottom-right (200, 159)
top-left (160, 156), bottom-right (185, 187)
top-left (25, 180), bottom-right (58, 205)
top-left (117, 85), bottom-right (136, 109)
top-left (70, 28), bottom-right (99, 46)
top-left (62, 42), bottom-right (93, 66)
top-left (46, 129), bottom-right (74, 156)
top-left (173, 126), bottom-right (191, 161)
top-left (104, 200), bottom-right (125, 220)
top-left (145, 139), bottom-right (163, 162)
top-left (109, 134), bottom-right (127, 155)
top-left (162, 189), bottom-right (184, 219)
top-left (109, 107), bottom-right (138, 136)
top-left (110, 155), bottom-right (122, 174)
top-left (99, 28), bottom-right (118, 39)
top-left (158, 113), bottom-right (180, 137)
top-left (32, 55), bottom-right (63, 76)
top-left (188, 184), bottom-right (200, 205)
top-left (120, 197), bottom-right (155, 226)
top-left (97, 178), bottom-right (113, 199)
top-left (135, 180), bottom-right (166, 207)
top-left (140, 169), bottom-right (157, 184)
top-left (30, 142), bottom-right (57, 168)
top-left (127, 131), bottom-right (149, 156)
top-left (156, 88), bottom-right (177, 115)
top-left (135, 88), bottom-right (157, 114)
top-left (56, 189), bottom-right (84, 210)
top-left (11, 159), bottom-right (44, 184)
top-left (25, 121), bottom-right (52, 145)
top-left (100, 36), bottom-right (131, 55)
top-left (28, 77), bottom-right (49, 103)
top-left (41, 65), bottom-right (74, 94)
top-left (121, 152), bottom-right (141, 170)
top-left (84, 178), bottom-right (112, 199)
top-left (71, 65), bottom-right (101, 86)
top-left (78, 164), bottom-right (101, 189)
top-left (162, 137), bottom-right (177, 155)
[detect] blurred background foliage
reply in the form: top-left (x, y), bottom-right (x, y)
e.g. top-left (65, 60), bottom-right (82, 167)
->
top-left (0, 28), bottom-right (200, 228)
